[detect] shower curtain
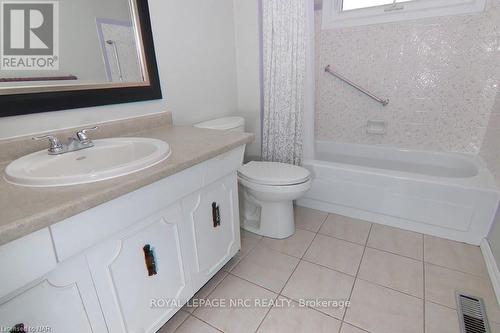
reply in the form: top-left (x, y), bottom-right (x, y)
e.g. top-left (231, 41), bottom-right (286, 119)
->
top-left (261, 0), bottom-right (309, 165)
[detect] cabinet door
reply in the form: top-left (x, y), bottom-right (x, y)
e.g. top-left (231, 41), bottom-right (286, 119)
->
top-left (86, 204), bottom-right (192, 333)
top-left (183, 174), bottom-right (241, 288)
top-left (0, 255), bottom-right (107, 333)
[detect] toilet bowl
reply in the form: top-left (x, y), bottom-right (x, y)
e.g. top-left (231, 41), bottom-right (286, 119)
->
top-left (238, 161), bottom-right (311, 238)
top-left (194, 116), bottom-right (312, 239)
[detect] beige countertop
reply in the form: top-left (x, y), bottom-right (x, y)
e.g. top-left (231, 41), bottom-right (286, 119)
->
top-left (0, 124), bottom-right (253, 246)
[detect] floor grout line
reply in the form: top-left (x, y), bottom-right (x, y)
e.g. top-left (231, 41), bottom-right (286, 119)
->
top-left (251, 278), bottom-right (282, 333)
top-left (424, 299), bottom-right (459, 311)
top-left (276, 293), bottom-right (346, 323)
top-left (354, 276), bottom-right (424, 300)
top-left (184, 272), bottom-right (230, 319)
top-left (340, 322), bottom-right (371, 333)
top-left (252, 293), bottom-right (280, 333)
top-left (226, 271), bottom-right (280, 295)
top-left (188, 312), bottom-right (225, 332)
top-left (318, 212), bottom-right (330, 230)
top-left (423, 260), bottom-right (491, 280)
top-left (313, 231), bottom-right (368, 248)
top-left (424, 261), bottom-right (492, 280)
top-left (276, 227), bottom-right (321, 295)
top-left (255, 237), bottom-right (315, 260)
top-left (170, 310), bottom-right (191, 333)
top-left (364, 244), bottom-right (423, 262)
top-left (316, 230), bottom-right (371, 247)
top-left (224, 235), bottom-right (263, 272)
top-left (299, 257), bottom-right (358, 278)
top-left (340, 223), bottom-right (373, 329)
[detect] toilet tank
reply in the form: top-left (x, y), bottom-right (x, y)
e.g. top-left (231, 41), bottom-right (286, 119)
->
top-left (194, 116), bottom-right (245, 132)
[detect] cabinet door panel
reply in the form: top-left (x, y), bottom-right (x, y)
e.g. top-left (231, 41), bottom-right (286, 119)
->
top-left (0, 281), bottom-right (92, 333)
top-left (87, 204), bottom-right (192, 333)
top-left (0, 255), bottom-right (106, 333)
top-left (183, 174), bottom-right (241, 287)
top-left (0, 228), bottom-right (56, 299)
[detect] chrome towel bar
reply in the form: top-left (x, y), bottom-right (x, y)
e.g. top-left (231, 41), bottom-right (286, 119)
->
top-left (324, 65), bottom-right (389, 106)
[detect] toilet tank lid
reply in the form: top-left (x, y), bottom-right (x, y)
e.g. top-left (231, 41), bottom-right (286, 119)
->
top-left (194, 116), bottom-right (245, 130)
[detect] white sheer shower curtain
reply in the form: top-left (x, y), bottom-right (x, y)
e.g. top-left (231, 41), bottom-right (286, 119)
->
top-left (261, 0), bottom-right (314, 165)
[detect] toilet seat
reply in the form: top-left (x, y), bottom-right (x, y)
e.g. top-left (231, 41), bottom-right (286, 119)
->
top-left (238, 161), bottom-right (310, 186)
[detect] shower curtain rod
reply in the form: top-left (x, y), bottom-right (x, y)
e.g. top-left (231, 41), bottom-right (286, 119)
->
top-left (324, 65), bottom-right (389, 106)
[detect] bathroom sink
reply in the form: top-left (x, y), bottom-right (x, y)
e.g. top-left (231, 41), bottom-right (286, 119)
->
top-left (4, 138), bottom-right (171, 187)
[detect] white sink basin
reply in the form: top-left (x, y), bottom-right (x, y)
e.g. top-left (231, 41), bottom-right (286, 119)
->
top-left (5, 138), bottom-right (171, 187)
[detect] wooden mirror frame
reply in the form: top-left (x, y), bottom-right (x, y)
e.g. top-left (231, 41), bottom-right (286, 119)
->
top-left (0, 0), bottom-right (162, 118)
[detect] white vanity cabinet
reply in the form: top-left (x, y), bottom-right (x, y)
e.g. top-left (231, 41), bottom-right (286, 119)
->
top-left (0, 146), bottom-right (245, 333)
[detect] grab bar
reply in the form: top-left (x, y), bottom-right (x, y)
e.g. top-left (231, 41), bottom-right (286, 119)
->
top-left (324, 65), bottom-right (389, 106)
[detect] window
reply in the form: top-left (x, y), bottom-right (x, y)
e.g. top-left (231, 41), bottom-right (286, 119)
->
top-left (342, 0), bottom-right (413, 11)
top-left (322, 0), bottom-right (486, 29)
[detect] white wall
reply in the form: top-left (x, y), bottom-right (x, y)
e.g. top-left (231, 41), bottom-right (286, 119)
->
top-left (488, 208), bottom-right (500, 268)
top-left (0, 0), bottom-right (239, 139)
top-left (484, 93), bottom-right (500, 267)
top-left (233, 0), bottom-right (262, 160)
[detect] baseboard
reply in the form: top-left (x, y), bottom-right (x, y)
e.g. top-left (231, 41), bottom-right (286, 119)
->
top-left (480, 238), bottom-right (500, 307)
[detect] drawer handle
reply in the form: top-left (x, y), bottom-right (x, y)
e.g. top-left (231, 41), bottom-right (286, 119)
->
top-left (212, 202), bottom-right (221, 228)
top-left (143, 244), bottom-right (157, 276)
top-left (10, 324), bottom-right (26, 333)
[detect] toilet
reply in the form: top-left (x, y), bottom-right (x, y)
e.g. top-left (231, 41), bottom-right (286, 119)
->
top-left (194, 117), bottom-right (312, 239)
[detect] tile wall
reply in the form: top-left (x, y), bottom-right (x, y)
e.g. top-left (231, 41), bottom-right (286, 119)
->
top-left (315, 2), bottom-right (500, 152)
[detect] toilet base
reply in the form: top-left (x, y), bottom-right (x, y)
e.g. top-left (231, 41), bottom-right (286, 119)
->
top-left (238, 177), bottom-right (312, 240)
top-left (241, 198), bottom-right (295, 239)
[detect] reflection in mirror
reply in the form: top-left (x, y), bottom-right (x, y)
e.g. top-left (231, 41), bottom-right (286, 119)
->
top-left (0, 0), bottom-right (147, 94)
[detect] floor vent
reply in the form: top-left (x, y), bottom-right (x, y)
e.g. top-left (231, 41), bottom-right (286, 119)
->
top-left (456, 293), bottom-right (491, 333)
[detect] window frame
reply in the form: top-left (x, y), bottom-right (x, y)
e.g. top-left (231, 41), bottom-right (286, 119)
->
top-left (322, 0), bottom-right (487, 29)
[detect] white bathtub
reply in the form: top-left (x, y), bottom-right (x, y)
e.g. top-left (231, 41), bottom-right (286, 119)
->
top-left (297, 141), bottom-right (500, 245)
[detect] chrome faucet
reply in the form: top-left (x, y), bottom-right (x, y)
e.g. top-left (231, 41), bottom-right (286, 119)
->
top-left (33, 126), bottom-right (99, 155)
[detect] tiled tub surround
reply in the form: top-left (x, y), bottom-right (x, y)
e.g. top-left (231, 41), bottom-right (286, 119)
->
top-left (0, 112), bottom-right (254, 245)
top-left (314, 3), bottom-right (500, 153)
top-left (158, 206), bottom-right (500, 333)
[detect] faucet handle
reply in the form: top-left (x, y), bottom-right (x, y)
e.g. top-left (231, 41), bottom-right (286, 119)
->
top-left (76, 126), bottom-right (98, 144)
top-left (33, 134), bottom-right (64, 154)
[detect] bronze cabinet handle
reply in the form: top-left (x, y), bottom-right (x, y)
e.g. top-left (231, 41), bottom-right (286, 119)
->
top-left (212, 202), bottom-right (221, 228)
top-left (10, 324), bottom-right (26, 333)
top-left (143, 244), bottom-right (157, 276)
top-left (216, 205), bottom-right (221, 227)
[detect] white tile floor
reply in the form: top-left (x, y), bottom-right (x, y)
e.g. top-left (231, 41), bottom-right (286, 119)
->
top-left (158, 206), bottom-right (500, 333)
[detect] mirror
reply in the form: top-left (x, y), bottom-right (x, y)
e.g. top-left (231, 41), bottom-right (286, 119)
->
top-left (0, 0), bottom-right (161, 117)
